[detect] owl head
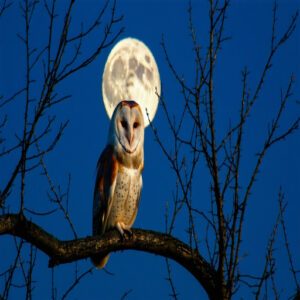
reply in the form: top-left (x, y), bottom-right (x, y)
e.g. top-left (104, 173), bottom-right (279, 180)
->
top-left (109, 100), bottom-right (144, 155)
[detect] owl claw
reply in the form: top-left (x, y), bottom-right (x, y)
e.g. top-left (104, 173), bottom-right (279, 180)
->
top-left (124, 228), bottom-right (133, 237)
top-left (120, 229), bottom-right (133, 240)
top-left (116, 223), bottom-right (132, 240)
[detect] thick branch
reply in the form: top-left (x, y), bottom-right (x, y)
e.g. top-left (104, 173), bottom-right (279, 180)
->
top-left (0, 213), bottom-right (218, 299)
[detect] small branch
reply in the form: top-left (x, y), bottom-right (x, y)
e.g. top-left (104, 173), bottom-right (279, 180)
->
top-left (279, 191), bottom-right (300, 292)
top-left (0, 87), bottom-right (26, 109)
top-left (120, 289), bottom-right (133, 300)
top-left (216, 9), bottom-right (299, 153)
top-left (1, 239), bottom-right (24, 299)
top-left (0, 0), bottom-right (12, 17)
top-left (56, 0), bottom-right (124, 82)
top-left (255, 193), bottom-right (282, 299)
top-left (61, 266), bottom-right (94, 300)
top-left (165, 258), bottom-right (179, 300)
top-left (66, 0), bottom-right (109, 43)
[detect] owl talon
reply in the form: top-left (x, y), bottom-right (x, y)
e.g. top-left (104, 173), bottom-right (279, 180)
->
top-left (116, 223), bottom-right (133, 240)
top-left (120, 230), bottom-right (133, 240)
top-left (119, 232), bottom-right (130, 241)
top-left (124, 228), bottom-right (133, 238)
top-left (119, 232), bottom-right (126, 240)
top-left (121, 231), bottom-right (132, 240)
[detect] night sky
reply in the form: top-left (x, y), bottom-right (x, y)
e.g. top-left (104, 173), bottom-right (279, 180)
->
top-left (0, 0), bottom-right (299, 299)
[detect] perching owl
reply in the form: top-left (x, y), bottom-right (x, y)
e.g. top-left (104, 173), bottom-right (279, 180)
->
top-left (91, 100), bottom-right (144, 268)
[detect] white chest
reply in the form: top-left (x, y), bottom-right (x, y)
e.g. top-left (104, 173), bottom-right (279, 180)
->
top-left (107, 167), bottom-right (142, 227)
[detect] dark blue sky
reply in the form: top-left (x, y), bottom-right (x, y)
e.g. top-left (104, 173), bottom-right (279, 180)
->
top-left (0, 0), bottom-right (299, 299)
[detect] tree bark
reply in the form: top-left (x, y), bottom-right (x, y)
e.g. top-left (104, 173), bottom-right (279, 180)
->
top-left (0, 213), bottom-right (219, 299)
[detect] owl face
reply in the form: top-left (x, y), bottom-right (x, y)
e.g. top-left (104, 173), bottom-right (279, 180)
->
top-left (110, 101), bottom-right (144, 154)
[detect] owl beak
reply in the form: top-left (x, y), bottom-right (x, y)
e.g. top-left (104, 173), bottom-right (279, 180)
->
top-left (126, 130), bottom-right (134, 146)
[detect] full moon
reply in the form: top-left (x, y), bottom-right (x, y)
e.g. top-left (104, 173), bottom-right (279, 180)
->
top-left (102, 37), bottom-right (161, 127)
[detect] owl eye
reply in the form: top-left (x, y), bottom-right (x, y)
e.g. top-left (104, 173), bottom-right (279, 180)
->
top-left (121, 120), bottom-right (127, 129)
top-left (133, 122), bottom-right (140, 129)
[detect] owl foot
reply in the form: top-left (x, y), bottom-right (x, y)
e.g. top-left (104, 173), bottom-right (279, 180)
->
top-left (123, 228), bottom-right (133, 238)
top-left (116, 222), bottom-right (133, 240)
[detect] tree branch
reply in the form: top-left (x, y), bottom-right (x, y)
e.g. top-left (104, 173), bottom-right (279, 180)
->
top-left (0, 213), bottom-right (219, 299)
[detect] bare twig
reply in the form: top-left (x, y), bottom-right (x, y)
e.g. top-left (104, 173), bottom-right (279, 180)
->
top-left (165, 258), bottom-right (179, 300)
top-left (279, 190), bottom-right (300, 292)
top-left (61, 267), bottom-right (94, 300)
top-left (0, 0), bottom-right (12, 17)
top-left (120, 289), bottom-right (133, 300)
top-left (254, 192), bottom-right (283, 299)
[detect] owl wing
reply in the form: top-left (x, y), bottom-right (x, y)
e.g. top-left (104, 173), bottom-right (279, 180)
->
top-left (93, 145), bottom-right (118, 236)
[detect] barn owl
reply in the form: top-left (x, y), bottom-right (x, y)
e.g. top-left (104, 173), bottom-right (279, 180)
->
top-left (91, 100), bottom-right (144, 268)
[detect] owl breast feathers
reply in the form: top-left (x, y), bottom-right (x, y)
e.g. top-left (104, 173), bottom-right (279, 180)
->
top-left (91, 100), bottom-right (144, 268)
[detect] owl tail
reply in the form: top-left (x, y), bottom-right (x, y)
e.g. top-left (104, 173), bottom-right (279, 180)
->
top-left (91, 254), bottom-right (110, 269)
